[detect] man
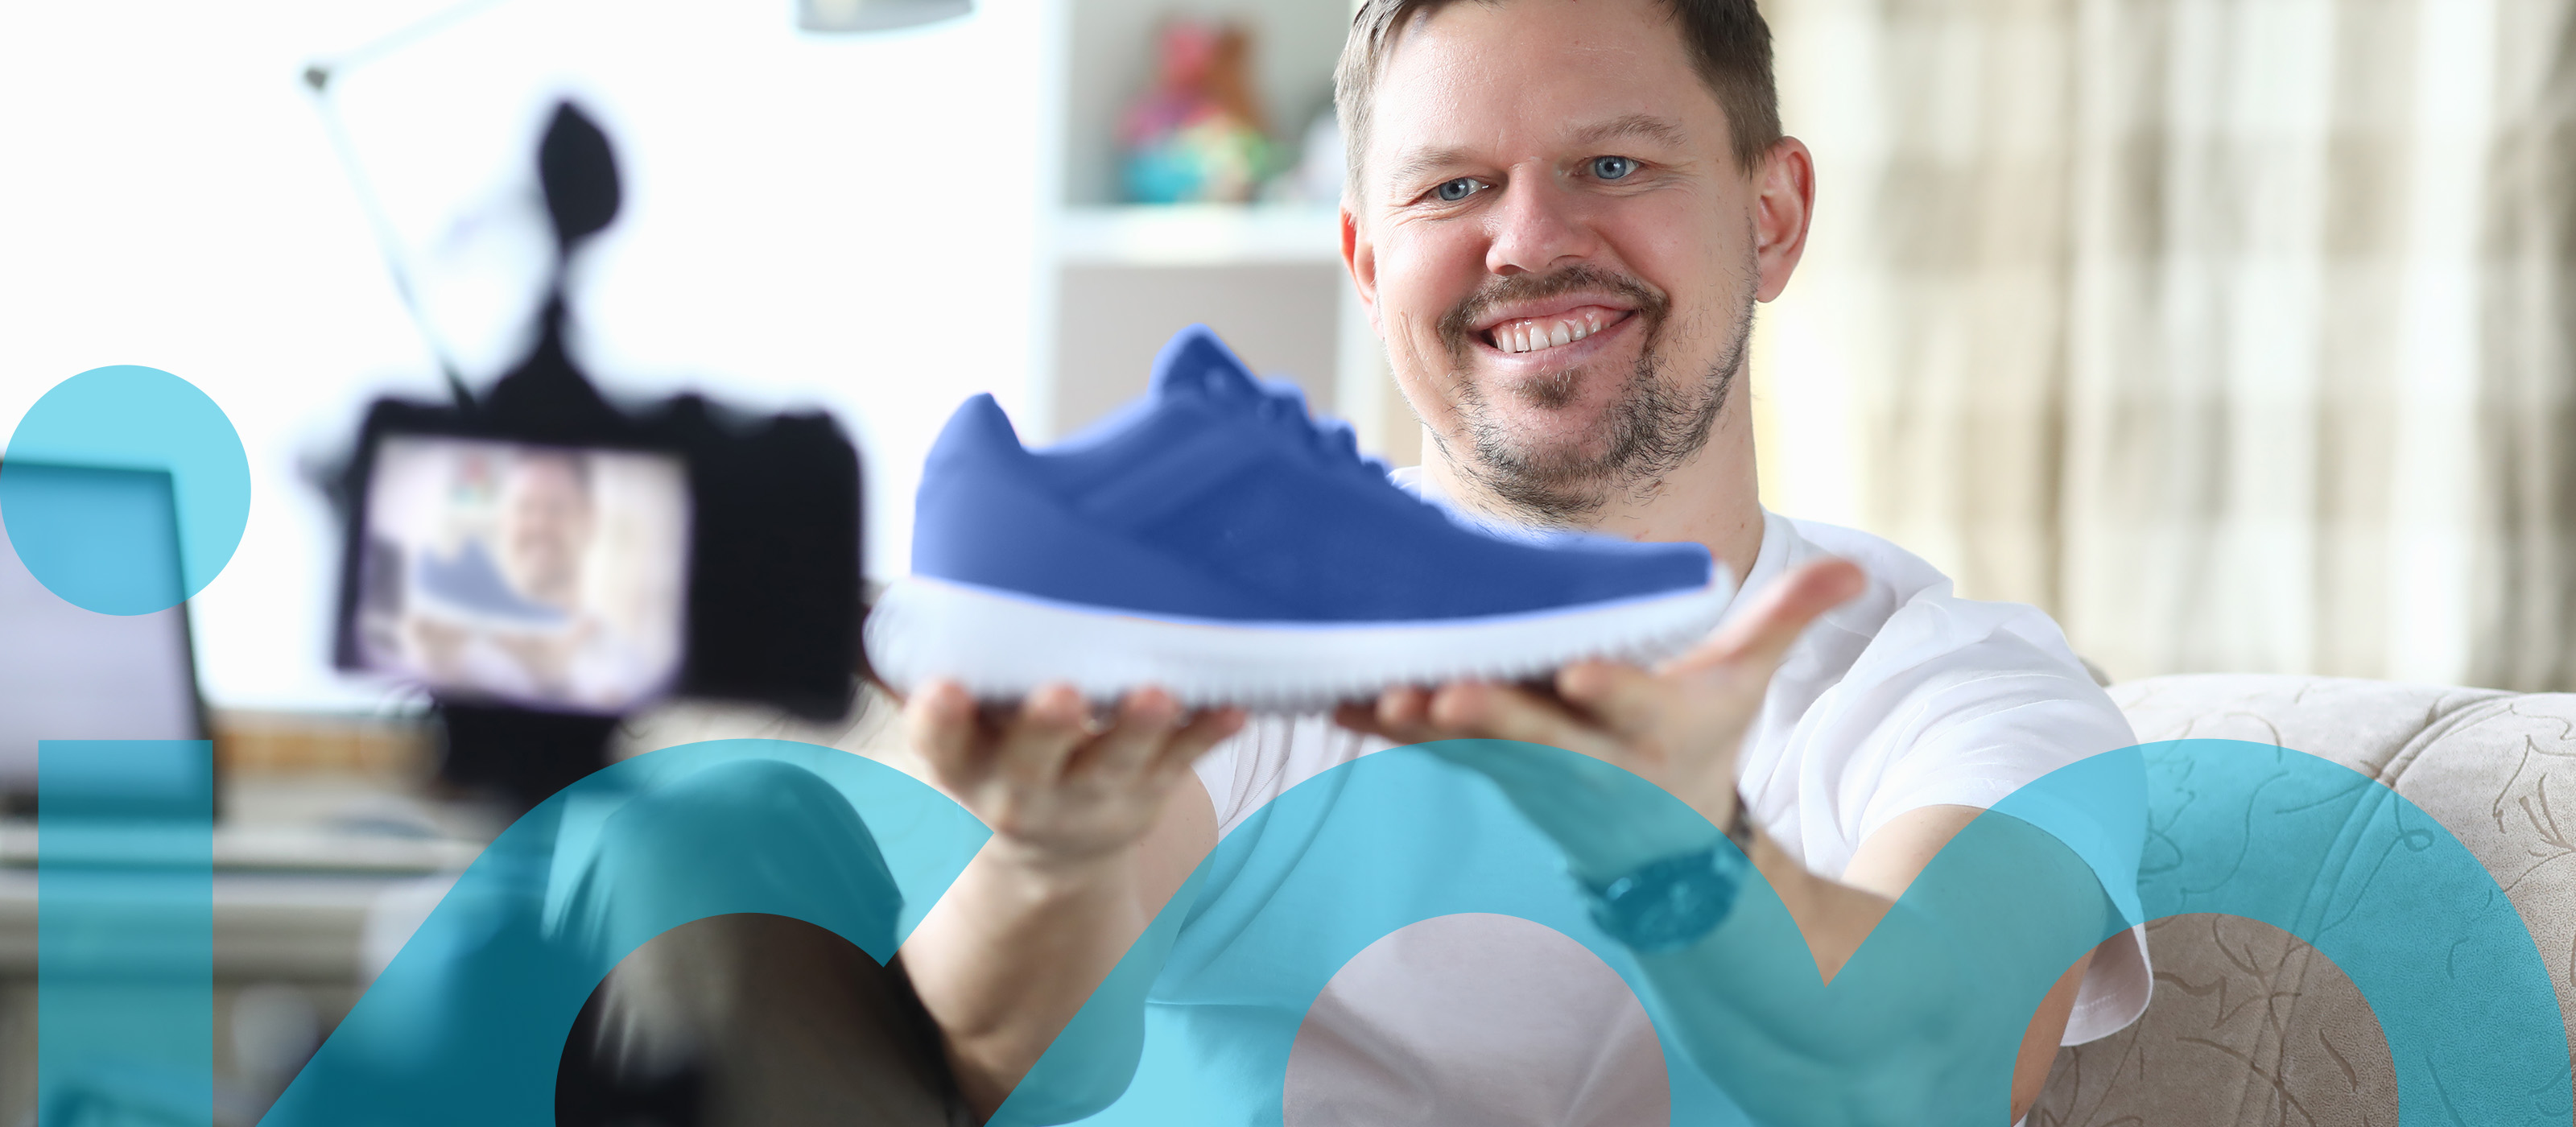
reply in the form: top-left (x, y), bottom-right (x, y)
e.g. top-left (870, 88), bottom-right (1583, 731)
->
top-left (893, 0), bottom-right (2145, 1124)
top-left (483, 451), bottom-right (621, 706)
top-left (408, 449), bottom-right (660, 711)
top-left (407, 450), bottom-right (602, 702)
top-left (499, 450), bottom-right (595, 615)
top-left (567, 1), bottom-right (2145, 1122)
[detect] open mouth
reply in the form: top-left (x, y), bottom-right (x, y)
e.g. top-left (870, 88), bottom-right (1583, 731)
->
top-left (1480, 305), bottom-right (1637, 357)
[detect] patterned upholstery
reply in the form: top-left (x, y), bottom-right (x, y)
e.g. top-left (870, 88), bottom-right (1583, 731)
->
top-left (2031, 675), bottom-right (2576, 1125)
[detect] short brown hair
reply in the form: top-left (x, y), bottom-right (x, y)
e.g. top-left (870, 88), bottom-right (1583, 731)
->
top-left (1334, 0), bottom-right (1781, 200)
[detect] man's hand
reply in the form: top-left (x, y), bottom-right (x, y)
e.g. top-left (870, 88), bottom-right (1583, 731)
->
top-left (1341, 558), bottom-right (2103, 1124)
top-left (898, 680), bottom-right (1244, 1117)
top-left (405, 614), bottom-right (469, 680)
top-left (1334, 558), bottom-right (1864, 879)
top-left (906, 680), bottom-right (1245, 874)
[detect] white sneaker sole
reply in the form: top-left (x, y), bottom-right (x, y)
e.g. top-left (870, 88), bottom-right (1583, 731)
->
top-left (863, 574), bottom-right (1737, 712)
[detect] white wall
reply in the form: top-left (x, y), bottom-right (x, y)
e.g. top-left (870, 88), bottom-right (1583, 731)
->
top-left (0, 0), bottom-right (1054, 712)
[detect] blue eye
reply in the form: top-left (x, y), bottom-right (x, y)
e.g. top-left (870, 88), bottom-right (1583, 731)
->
top-left (1591, 155), bottom-right (1637, 180)
top-left (1434, 178), bottom-right (1480, 203)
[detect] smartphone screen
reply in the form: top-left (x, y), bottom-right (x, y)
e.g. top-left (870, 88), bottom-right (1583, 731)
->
top-left (351, 436), bottom-right (691, 713)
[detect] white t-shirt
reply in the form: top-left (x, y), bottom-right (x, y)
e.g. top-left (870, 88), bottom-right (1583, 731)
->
top-left (1185, 493), bottom-right (2152, 1126)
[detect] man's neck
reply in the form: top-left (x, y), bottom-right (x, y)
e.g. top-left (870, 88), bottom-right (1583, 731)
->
top-left (1419, 408), bottom-right (1766, 585)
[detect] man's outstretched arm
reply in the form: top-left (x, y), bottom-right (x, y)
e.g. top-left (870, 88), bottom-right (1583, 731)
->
top-left (1340, 559), bottom-right (2119, 1125)
top-left (894, 682), bottom-right (1239, 1122)
top-left (1678, 801), bottom-right (2102, 1122)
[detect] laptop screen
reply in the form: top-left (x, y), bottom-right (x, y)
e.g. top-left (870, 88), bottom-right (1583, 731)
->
top-left (0, 463), bottom-right (205, 797)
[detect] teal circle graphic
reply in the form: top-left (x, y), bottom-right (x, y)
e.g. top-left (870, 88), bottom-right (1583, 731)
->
top-left (1, 366), bottom-right (250, 615)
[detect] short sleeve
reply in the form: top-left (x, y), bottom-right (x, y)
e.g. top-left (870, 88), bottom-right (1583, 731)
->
top-left (1775, 588), bottom-right (2153, 1045)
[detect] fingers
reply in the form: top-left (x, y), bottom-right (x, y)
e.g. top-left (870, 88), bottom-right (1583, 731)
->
top-left (1329, 686), bottom-right (1439, 745)
top-left (1061, 687), bottom-right (1183, 779)
top-left (1377, 685), bottom-right (1436, 741)
top-left (1142, 705), bottom-right (1249, 782)
top-left (905, 679), bottom-right (984, 786)
top-left (1425, 681), bottom-right (1622, 760)
top-left (1554, 660), bottom-right (1664, 738)
top-left (913, 676), bottom-right (1249, 795)
top-left (1667, 556), bottom-right (1865, 679)
top-left (1339, 680), bottom-right (1621, 760)
top-left (993, 683), bottom-right (1093, 786)
top-left (1331, 701), bottom-right (1384, 737)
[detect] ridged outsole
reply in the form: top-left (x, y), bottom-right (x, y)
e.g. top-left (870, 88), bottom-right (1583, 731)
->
top-left (863, 576), bottom-right (1736, 712)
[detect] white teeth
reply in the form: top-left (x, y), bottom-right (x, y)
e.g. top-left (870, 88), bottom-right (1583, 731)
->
top-left (1494, 314), bottom-right (1612, 354)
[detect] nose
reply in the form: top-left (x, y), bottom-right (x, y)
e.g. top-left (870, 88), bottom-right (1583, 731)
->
top-left (1484, 171), bottom-right (1596, 276)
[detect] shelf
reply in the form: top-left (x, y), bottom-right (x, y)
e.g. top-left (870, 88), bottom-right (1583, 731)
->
top-left (1055, 204), bottom-right (1343, 267)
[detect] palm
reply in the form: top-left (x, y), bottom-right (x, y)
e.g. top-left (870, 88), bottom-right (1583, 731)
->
top-left (1334, 557), bottom-right (1864, 876)
top-left (906, 682), bottom-right (1243, 865)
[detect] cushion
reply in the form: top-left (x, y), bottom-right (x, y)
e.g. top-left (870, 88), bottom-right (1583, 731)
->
top-left (2033, 674), bottom-right (2576, 1125)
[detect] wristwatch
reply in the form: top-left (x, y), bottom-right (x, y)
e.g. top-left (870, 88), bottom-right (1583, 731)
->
top-left (1579, 791), bottom-right (1757, 954)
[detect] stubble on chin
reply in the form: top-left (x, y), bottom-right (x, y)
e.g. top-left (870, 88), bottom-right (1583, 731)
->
top-left (1430, 267), bottom-right (1752, 530)
top-left (1511, 369), bottom-right (1583, 411)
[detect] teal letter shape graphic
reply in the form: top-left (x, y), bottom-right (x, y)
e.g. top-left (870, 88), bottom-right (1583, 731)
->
top-left (1002, 741), bottom-right (2142, 1125)
top-left (257, 739), bottom-right (990, 1125)
top-left (1003, 738), bottom-right (2567, 1125)
top-left (39, 739), bottom-right (215, 1127)
top-left (2135, 738), bottom-right (2571, 1122)
top-left (266, 737), bottom-right (2567, 1126)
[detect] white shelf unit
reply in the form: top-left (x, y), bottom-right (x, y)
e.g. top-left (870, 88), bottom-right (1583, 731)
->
top-left (1033, 0), bottom-right (1414, 464)
top-left (1057, 204), bottom-right (1340, 266)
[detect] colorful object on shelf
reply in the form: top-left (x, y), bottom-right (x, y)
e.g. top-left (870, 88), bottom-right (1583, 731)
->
top-left (1119, 19), bottom-right (1274, 204)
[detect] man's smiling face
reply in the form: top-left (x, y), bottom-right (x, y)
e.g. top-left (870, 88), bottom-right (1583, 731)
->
top-left (1348, 0), bottom-right (1779, 525)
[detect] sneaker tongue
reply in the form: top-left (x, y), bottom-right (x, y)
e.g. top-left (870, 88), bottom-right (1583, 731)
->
top-left (1151, 324), bottom-right (1264, 402)
top-left (1149, 324), bottom-right (1385, 477)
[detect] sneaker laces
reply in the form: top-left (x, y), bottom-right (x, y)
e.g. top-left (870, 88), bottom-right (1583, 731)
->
top-left (1253, 383), bottom-right (1381, 477)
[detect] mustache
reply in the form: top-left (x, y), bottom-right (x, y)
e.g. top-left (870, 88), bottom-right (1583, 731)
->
top-left (1434, 265), bottom-right (1671, 358)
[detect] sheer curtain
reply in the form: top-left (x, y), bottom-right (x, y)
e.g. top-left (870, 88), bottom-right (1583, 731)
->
top-left (1752, 0), bottom-right (2536, 687)
top-left (2481, 0), bottom-right (2576, 691)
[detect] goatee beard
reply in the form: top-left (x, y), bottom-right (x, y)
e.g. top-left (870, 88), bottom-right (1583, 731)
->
top-left (1433, 264), bottom-right (1752, 528)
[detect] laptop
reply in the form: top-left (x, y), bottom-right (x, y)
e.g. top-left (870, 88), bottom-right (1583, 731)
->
top-left (0, 462), bottom-right (209, 816)
top-left (0, 461), bottom-right (478, 873)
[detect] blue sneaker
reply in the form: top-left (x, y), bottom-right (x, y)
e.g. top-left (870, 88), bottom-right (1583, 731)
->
top-left (865, 325), bottom-right (1734, 710)
top-left (413, 538), bottom-right (568, 626)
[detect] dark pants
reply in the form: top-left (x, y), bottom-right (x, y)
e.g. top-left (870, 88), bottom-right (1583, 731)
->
top-left (551, 759), bottom-right (975, 1127)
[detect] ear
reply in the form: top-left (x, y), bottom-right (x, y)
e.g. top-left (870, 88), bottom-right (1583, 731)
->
top-left (1752, 137), bottom-right (1815, 303)
top-left (1341, 202), bottom-right (1385, 339)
